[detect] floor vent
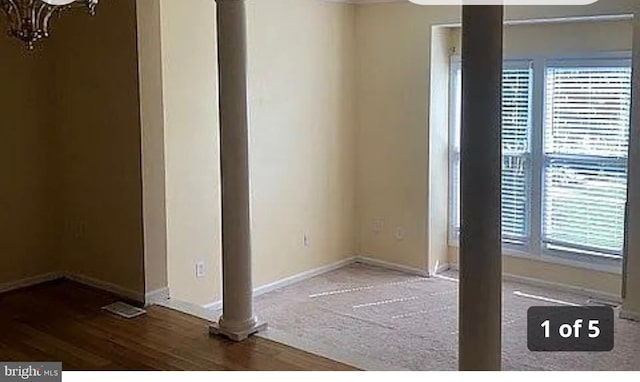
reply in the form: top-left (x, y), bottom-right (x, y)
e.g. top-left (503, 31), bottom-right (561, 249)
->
top-left (102, 302), bottom-right (146, 319)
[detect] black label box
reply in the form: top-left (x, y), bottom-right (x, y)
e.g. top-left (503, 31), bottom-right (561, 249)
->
top-left (527, 306), bottom-right (614, 352)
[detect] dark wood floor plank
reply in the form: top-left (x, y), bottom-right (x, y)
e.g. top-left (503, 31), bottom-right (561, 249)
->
top-left (0, 280), bottom-right (356, 371)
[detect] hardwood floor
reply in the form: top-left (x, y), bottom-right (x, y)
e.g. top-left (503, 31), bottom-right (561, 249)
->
top-left (0, 280), bottom-right (356, 371)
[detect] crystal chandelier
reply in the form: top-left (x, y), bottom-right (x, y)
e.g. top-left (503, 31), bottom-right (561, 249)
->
top-left (0, 0), bottom-right (98, 50)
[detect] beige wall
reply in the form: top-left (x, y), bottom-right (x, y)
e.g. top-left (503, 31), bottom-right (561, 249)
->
top-left (248, 0), bottom-right (357, 289)
top-left (0, 0), bottom-right (146, 298)
top-left (159, 0), bottom-right (222, 305)
top-left (156, 0), bottom-right (357, 305)
top-left (355, 0), bottom-right (637, 293)
top-left (0, 20), bottom-right (58, 288)
top-left (51, 0), bottom-right (145, 298)
top-left (1, 0), bottom-right (357, 306)
top-left (449, 19), bottom-right (633, 55)
top-left (136, 0), bottom-right (169, 297)
top-left (3, 0), bottom-right (637, 305)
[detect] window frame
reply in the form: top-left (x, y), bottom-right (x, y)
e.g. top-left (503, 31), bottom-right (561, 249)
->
top-left (447, 51), bottom-right (631, 271)
top-left (448, 56), bottom-right (535, 252)
top-left (540, 56), bottom-right (632, 264)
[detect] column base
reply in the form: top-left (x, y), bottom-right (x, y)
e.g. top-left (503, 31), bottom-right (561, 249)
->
top-left (209, 320), bottom-right (268, 342)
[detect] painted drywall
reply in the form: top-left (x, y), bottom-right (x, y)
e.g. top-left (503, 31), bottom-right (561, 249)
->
top-left (449, 19), bottom-right (633, 56)
top-left (153, 0), bottom-right (357, 306)
top-left (355, 0), bottom-right (637, 292)
top-left (0, 20), bottom-right (59, 287)
top-left (248, 0), bottom-right (357, 289)
top-left (136, 0), bottom-right (169, 297)
top-left (158, 0), bottom-right (222, 305)
top-left (50, 0), bottom-right (145, 298)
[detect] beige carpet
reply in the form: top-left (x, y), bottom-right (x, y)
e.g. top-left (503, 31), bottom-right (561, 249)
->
top-left (237, 263), bottom-right (640, 371)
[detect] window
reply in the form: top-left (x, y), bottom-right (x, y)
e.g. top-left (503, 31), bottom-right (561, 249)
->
top-left (501, 65), bottom-right (533, 245)
top-left (449, 55), bottom-right (632, 262)
top-left (449, 60), bottom-right (534, 246)
top-left (543, 63), bottom-right (631, 257)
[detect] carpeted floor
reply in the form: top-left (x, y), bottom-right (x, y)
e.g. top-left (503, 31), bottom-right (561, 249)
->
top-left (226, 263), bottom-right (640, 371)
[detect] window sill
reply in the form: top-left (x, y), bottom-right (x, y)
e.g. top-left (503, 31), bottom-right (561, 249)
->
top-left (449, 242), bottom-right (623, 275)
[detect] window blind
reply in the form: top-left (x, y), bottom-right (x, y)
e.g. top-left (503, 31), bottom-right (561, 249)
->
top-left (543, 65), bottom-right (632, 257)
top-left (502, 67), bottom-right (533, 242)
top-left (450, 64), bottom-right (533, 244)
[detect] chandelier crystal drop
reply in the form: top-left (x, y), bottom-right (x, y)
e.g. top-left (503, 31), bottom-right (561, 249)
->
top-left (0, 0), bottom-right (98, 50)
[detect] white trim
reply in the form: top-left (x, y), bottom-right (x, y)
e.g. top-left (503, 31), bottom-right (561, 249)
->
top-left (202, 257), bottom-right (359, 310)
top-left (503, 248), bottom-right (622, 275)
top-left (64, 273), bottom-right (144, 303)
top-left (202, 256), bottom-right (431, 311)
top-left (448, 52), bottom-right (632, 268)
top-left (432, 261), bottom-right (452, 275)
top-left (0, 272), bottom-right (64, 294)
top-left (434, 14), bottom-right (634, 29)
top-left (503, 272), bottom-right (621, 303)
top-left (203, 299), bottom-right (222, 311)
top-left (145, 287), bottom-right (170, 306)
top-left (448, 262), bottom-right (620, 302)
top-left (355, 255), bottom-right (430, 277)
top-left (158, 298), bottom-right (218, 322)
top-left (253, 257), bottom-right (357, 297)
top-left (0, 271), bottom-right (147, 304)
top-left (620, 309), bottom-right (640, 322)
top-left (449, 245), bottom-right (623, 275)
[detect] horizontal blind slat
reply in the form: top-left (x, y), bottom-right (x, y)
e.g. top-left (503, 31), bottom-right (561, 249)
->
top-left (543, 65), bottom-right (631, 256)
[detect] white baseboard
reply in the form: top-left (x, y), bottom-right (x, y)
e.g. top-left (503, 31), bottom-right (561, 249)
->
top-left (0, 272), bottom-right (63, 294)
top-left (449, 263), bottom-right (620, 302)
top-left (202, 255), bottom-right (432, 310)
top-left (145, 287), bottom-right (170, 306)
top-left (432, 261), bottom-right (452, 275)
top-left (254, 257), bottom-right (357, 298)
top-left (503, 273), bottom-right (621, 303)
top-left (64, 273), bottom-right (144, 303)
top-left (159, 298), bottom-right (218, 322)
top-left (354, 255), bottom-right (430, 277)
top-left (203, 299), bottom-right (222, 311)
top-left (203, 257), bottom-right (358, 311)
top-left (620, 309), bottom-right (640, 322)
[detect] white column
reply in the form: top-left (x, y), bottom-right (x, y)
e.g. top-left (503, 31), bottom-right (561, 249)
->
top-left (458, 5), bottom-right (504, 370)
top-left (210, 0), bottom-right (266, 342)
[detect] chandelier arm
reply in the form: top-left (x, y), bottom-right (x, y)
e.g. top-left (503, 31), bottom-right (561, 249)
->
top-left (36, 1), bottom-right (52, 36)
top-left (41, 4), bottom-right (62, 37)
top-left (30, 0), bottom-right (38, 34)
top-left (0, 0), bottom-right (97, 48)
top-left (5, 0), bottom-right (21, 33)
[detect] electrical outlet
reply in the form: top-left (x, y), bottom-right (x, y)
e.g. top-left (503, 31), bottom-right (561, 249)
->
top-left (395, 227), bottom-right (405, 241)
top-left (196, 262), bottom-right (206, 278)
top-left (372, 219), bottom-right (384, 233)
